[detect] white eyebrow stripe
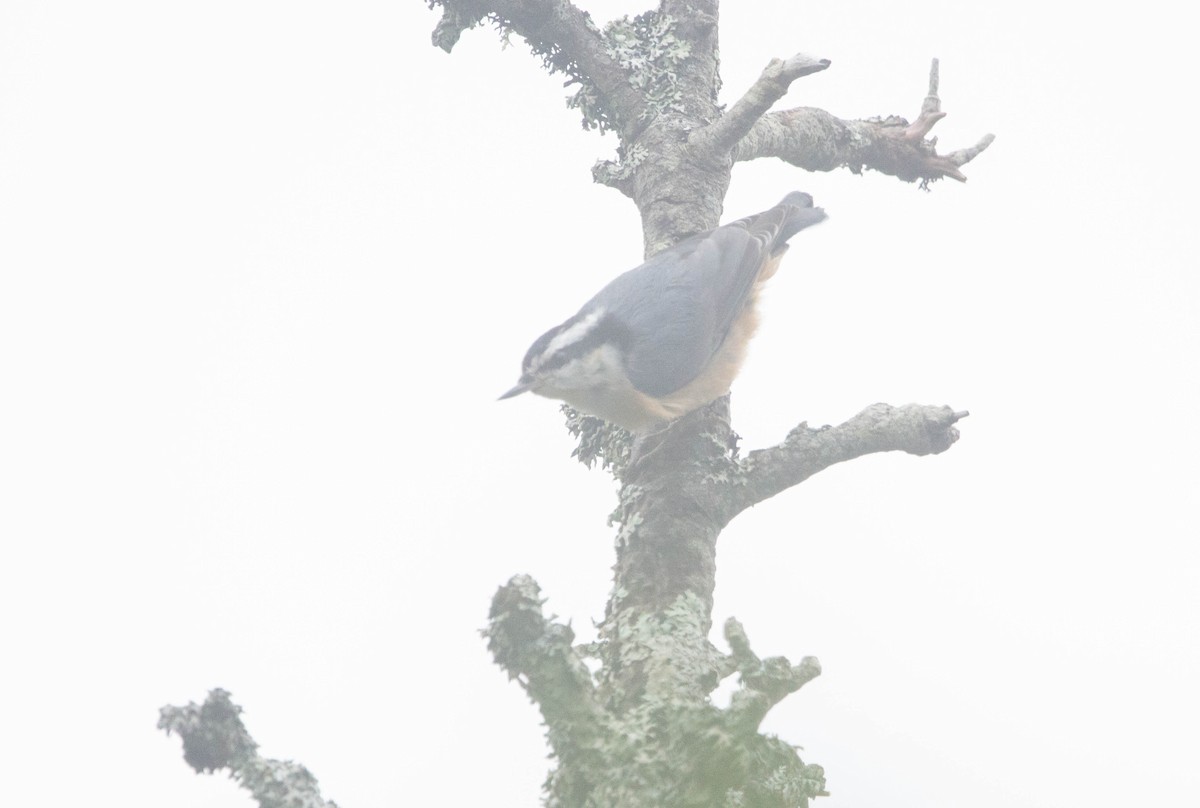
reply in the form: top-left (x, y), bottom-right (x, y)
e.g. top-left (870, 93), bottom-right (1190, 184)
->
top-left (541, 307), bottom-right (606, 361)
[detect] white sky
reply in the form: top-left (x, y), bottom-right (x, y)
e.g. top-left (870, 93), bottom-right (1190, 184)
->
top-left (1, 2), bottom-right (1197, 807)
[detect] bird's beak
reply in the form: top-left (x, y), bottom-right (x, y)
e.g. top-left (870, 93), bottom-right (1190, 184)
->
top-left (498, 380), bottom-right (533, 400)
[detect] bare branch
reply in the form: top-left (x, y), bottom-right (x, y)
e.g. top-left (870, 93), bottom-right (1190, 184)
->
top-left (727, 404), bottom-right (967, 518)
top-left (904, 56), bottom-right (948, 141)
top-left (733, 59), bottom-right (994, 185)
top-left (692, 52), bottom-right (831, 160)
top-left (943, 133), bottom-right (997, 174)
top-left (159, 689), bottom-right (338, 808)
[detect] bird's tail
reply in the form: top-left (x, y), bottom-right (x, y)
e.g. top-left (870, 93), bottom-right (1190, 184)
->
top-left (728, 191), bottom-right (827, 257)
top-left (774, 191), bottom-right (828, 245)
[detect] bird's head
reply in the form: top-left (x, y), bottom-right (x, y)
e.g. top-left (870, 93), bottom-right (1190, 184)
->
top-left (499, 307), bottom-right (632, 400)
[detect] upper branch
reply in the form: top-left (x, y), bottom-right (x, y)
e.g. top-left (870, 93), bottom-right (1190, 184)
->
top-left (430, 0), bottom-right (647, 130)
top-left (691, 52), bottom-right (831, 161)
top-left (733, 59), bottom-right (994, 186)
top-left (725, 403), bottom-right (967, 520)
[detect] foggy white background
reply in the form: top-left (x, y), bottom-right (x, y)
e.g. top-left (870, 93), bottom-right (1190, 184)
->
top-left (1, 1), bottom-right (1197, 807)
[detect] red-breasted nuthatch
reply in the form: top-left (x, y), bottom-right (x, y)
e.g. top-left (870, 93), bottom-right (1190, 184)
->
top-left (500, 192), bottom-right (827, 432)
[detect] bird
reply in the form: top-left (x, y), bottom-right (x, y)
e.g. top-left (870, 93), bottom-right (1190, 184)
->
top-left (500, 192), bottom-right (827, 432)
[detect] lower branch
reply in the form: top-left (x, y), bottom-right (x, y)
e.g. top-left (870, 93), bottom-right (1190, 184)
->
top-left (728, 403), bottom-right (967, 518)
top-left (723, 618), bottom-right (821, 734)
top-left (485, 575), bottom-right (605, 740)
top-left (158, 689), bottom-right (337, 808)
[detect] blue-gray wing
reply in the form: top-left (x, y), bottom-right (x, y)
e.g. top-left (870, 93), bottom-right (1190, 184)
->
top-left (586, 193), bottom-right (826, 397)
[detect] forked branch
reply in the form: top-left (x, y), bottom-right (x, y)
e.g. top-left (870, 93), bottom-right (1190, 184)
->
top-left (692, 52), bottom-right (831, 159)
top-left (723, 618), bottom-right (821, 733)
top-left (733, 59), bottom-right (994, 186)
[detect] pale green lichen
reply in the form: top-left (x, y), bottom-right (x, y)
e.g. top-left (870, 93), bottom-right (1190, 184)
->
top-left (610, 481), bottom-right (645, 530)
top-left (763, 762), bottom-right (829, 803)
top-left (603, 12), bottom-right (692, 120)
top-left (593, 141), bottom-right (650, 186)
top-left (613, 510), bottom-right (644, 549)
top-left (487, 581), bottom-right (825, 807)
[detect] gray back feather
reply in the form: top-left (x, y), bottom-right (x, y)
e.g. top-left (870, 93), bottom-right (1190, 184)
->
top-left (585, 194), bottom-right (826, 396)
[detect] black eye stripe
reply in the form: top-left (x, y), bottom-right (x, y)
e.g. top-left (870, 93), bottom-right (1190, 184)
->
top-left (523, 312), bottom-right (632, 373)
